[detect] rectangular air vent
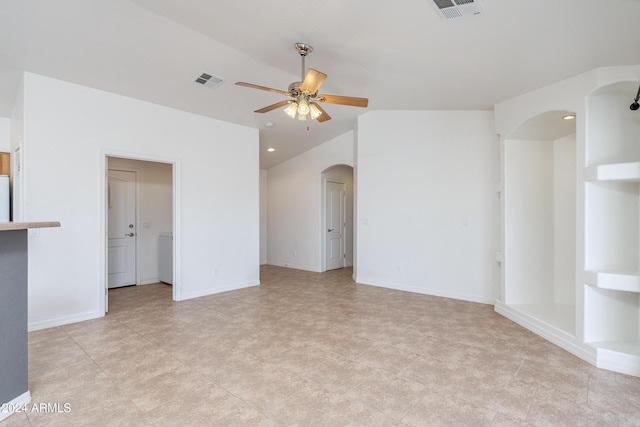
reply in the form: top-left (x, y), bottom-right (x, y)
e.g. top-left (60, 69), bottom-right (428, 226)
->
top-left (194, 72), bottom-right (224, 89)
top-left (431, 0), bottom-right (482, 20)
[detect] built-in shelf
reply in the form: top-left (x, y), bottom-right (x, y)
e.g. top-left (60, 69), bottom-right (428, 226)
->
top-left (584, 270), bottom-right (640, 293)
top-left (584, 162), bottom-right (640, 182)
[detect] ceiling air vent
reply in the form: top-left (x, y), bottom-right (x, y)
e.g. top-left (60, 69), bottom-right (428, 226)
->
top-left (431, 0), bottom-right (483, 20)
top-left (194, 72), bottom-right (224, 89)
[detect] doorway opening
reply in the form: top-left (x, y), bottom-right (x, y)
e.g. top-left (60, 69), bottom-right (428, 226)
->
top-left (321, 165), bottom-right (354, 272)
top-left (104, 155), bottom-right (175, 311)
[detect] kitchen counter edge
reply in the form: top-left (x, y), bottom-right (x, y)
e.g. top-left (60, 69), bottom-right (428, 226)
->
top-left (0, 221), bottom-right (61, 231)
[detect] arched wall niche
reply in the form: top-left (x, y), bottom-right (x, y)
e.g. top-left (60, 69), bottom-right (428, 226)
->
top-left (503, 109), bottom-right (578, 336)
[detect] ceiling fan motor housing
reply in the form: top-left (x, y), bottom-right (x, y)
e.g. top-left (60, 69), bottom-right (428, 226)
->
top-left (294, 42), bottom-right (313, 57)
top-left (288, 81), bottom-right (302, 97)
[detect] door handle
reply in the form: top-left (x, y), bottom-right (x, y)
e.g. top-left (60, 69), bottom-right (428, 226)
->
top-left (125, 233), bottom-right (135, 237)
top-left (328, 228), bottom-right (334, 232)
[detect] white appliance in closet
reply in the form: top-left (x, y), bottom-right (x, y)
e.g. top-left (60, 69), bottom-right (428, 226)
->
top-left (159, 232), bottom-right (173, 285)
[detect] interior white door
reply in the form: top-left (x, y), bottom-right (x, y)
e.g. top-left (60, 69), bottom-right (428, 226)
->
top-left (325, 180), bottom-right (345, 271)
top-left (108, 170), bottom-right (136, 288)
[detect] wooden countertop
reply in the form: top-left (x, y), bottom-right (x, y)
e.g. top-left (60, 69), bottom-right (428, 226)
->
top-left (0, 221), bottom-right (61, 231)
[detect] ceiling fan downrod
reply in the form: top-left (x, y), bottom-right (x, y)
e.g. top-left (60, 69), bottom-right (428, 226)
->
top-left (295, 42), bottom-right (313, 81)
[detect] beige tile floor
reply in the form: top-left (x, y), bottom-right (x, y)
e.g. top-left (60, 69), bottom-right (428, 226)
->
top-left (2, 265), bottom-right (640, 426)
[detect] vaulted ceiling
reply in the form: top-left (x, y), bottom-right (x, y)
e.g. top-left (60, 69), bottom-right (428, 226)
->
top-left (1, 0), bottom-right (639, 168)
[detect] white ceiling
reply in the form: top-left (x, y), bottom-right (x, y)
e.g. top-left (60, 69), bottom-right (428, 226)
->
top-left (1, 0), bottom-right (639, 169)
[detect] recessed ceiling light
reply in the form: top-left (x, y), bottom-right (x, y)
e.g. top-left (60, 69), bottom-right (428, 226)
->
top-left (267, 147), bottom-right (275, 152)
top-left (265, 122), bottom-right (274, 128)
top-left (563, 114), bottom-right (576, 120)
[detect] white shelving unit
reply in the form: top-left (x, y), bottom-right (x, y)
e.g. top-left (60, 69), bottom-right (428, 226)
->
top-left (584, 81), bottom-right (640, 375)
top-left (495, 65), bottom-right (640, 377)
top-left (584, 162), bottom-right (640, 181)
top-left (584, 271), bottom-right (640, 293)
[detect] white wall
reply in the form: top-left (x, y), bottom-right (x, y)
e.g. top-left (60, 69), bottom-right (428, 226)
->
top-left (267, 131), bottom-right (354, 272)
top-left (0, 118), bottom-right (9, 152)
top-left (107, 157), bottom-right (173, 284)
top-left (19, 73), bottom-right (259, 330)
top-left (259, 169), bottom-right (268, 265)
top-left (553, 134), bottom-right (576, 305)
top-left (356, 110), bottom-right (498, 304)
top-left (505, 139), bottom-right (554, 304)
top-left (502, 134), bottom-right (578, 306)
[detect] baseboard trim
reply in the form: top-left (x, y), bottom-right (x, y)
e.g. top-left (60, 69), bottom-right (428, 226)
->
top-left (178, 280), bottom-right (260, 301)
top-left (595, 346), bottom-right (640, 377)
top-left (354, 275), bottom-right (495, 305)
top-left (0, 390), bottom-right (31, 422)
top-left (28, 310), bottom-right (102, 332)
top-left (266, 262), bottom-right (321, 273)
top-left (494, 302), bottom-right (596, 365)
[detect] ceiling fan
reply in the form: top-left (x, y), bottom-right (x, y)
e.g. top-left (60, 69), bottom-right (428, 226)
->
top-left (235, 43), bottom-right (369, 123)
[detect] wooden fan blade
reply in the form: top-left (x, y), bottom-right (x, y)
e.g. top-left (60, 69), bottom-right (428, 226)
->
top-left (319, 94), bottom-right (369, 108)
top-left (235, 82), bottom-right (289, 96)
top-left (254, 100), bottom-right (291, 113)
top-left (300, 69), bottom-right (327, 94)
top-left (311, 102), bottom-right (331, 122)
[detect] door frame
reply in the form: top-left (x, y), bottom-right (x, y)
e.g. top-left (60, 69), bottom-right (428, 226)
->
top-left (99, 149), bottom-right (181, 314)
top-left (107, 167), bottom-right (140, 288)
top-left (321, 177), bottom-right (347, 272)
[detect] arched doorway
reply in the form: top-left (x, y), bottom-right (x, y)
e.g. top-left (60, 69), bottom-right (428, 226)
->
top-left (321, 165), bottom-right (354, 271)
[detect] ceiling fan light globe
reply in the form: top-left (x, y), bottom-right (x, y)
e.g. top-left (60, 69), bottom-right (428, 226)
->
top-left (297, 99), bottom-right (310, 116)
top-left (309, 103), bottom-right (322, 120)
top-left (284, 102), bottom-right (298, 118)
